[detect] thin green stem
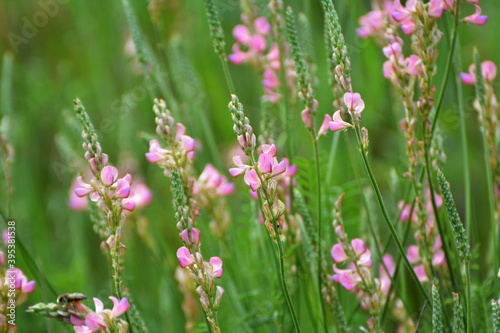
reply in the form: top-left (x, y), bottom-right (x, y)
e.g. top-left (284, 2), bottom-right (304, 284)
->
top-left (352, 125), bottom-right (427, 298)
top-left (312, 138), bottom-right (329, 333)
top-left (477, 96), bottom-right (498, 292)
top-left (465, 261), bottom-right (472, 333)
top-left (219, 58), bottom-right (236, 95)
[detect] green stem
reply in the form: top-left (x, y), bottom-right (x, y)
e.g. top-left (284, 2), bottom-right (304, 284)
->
top-left (312, 138), bottom-right (329, 333)
top-left (352, 125), bottom-right (427, 298)
top-left (465, 261), bottom-right (472, 333)
top-left (219, 58), bottom-right (236, 95)
top-left (423, 123), bottom-right (458, 292)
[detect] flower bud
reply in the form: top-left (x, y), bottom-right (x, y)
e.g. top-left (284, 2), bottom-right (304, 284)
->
top-left (214, 286), bottom-right (224, 309)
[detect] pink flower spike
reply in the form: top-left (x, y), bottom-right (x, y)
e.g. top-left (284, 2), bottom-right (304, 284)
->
top-left (482, 61), bottom-right (497, 82)
top-left (114, 179), bottom-right (131, 198)
top-left (331, 244), bottom-right (348, 263)
top-left (329, 111), bottom-right (351, 132)
top-left (233, 25), bottom-right (251, 44)
top-left (464, 5), bottom-right (487, 26)
top-left (180, 228), bottom-right (201, 246)
top-left (109, 296), bottom-right (129, 318)
top-left (244, 169), bottom-right (262, 191)
top-left (249, 35), bottom-right (267, 53)
top-left (210, 257), bottom-right (223, 278)
top-left (254, 17), bottom-right (271, 35)
top-left (318, 114), bottom-right (333, 136)
top-left (74, 176), bottom-right (93, 197)
top-left (177, 246), bottom-right (195, 268)
top-left (101, 166), bottom-right (118, 186)
top-left (344, 92), bottom-right (365, 114)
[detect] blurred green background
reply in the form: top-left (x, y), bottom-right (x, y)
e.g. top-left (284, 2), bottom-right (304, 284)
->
top-left (0, 0), bottom-right (499, 331)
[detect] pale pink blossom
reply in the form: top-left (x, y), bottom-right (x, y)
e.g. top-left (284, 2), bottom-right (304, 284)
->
top-left (344, 92), bottom-right (365, 115)
top-left (177, 246), bottom-right (195, 268)
top-left (329, 111), bottom-right (352, 132)
top-left (181, 228), bottom-right (201, 247)
top-left (233, 25), bottom-right (251, 44)
top-left (195, 164), bottom-right (234, 196)
top-left (75, 297), bottom-right (129, 333)
top-left (145, 139), bottom-right (169, 163)
top-left (463, 5), bottom-right (487, 26)
top-left (209, 257), bottom-right (223, 278)
top-left (229, 155), bottom-right (251, 177)
top-left (318, 114), bottom-right (333, 136)
top-left (357, 10), bottom-right (384, 38)
top-left (68, 177), bottom-right (88, 211)
top-left (253, 17), bottom-right (271, 35)
top-left (461, 61), bottom-right (497, 85)
top-left (244, 169), bottom-right (262, 191)
top-left (6, 268), bottom-right (35, 294)
top-left (131, 182), bottom-right (153, 208)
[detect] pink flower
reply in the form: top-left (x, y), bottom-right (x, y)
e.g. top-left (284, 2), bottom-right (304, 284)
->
top-left (6, 268), bottom-right (35, 294)
top-left (68, 177), bottom-right (88, 211)
top-left (177, 246), bottom-right (195, 268)
top-left (244, 169), bottom-right (262, 191)
top-left (229, 155), bottom-right (251, 177)
top-left (464, 5), bottom-right (487, 26)
top-left (405, 55), bottom-right (423, 76)
top-left (249, 35), bottom-right (267, 53)
top-left (382, 42), bottom-right (402, 60)
top-left (145, 139), bottom-right (168, 163)
top-left (210, 257), bottom-right (223, 278)
top-left (109, 296), bottom-right (129, 318)
top-left (407, 245), bottom-right (420, 264)
top-left (331, 244), bottom-right (348, 263)
top-left (379, 254), bottom-right (395, 297)
top-left (131, 182), bottom-right (153, 208)
top-left (301, 108), bottom-right (312, 128)
top-left (180, 228), bottom-right (201, 247)
top-left (75, 297), bottom-right (129, 332)
top-left (461, 61), bottom-right (497, 85)
top-left (357, 10), bottom-right (384, 38)
top-left (254, 17), bottom-right (271, 35)
top-left (74, 176), bottom-right (94, 198)
top-left (329, 111), bottom-right (352, 132)
top-left (229, 44), bottom-right (249, 65)
top-left (332, 264), bottom-right (362, 291)
top-left (344, 92), bottom-right (365, 115)
top-left (414, 265), bottom-right (428, 282)
top-left (318, 114), bottom-right (333, 136)
top-left (233, 25), bottom-right (251, 44)
top-left (257, 144), bottom-right (286, 177)
top-left (262, 69), bottom-right (280, 89)
top-left (101, 166), bottom-right (118, 186)
top-left (196, 164), bottom-right (234, 196)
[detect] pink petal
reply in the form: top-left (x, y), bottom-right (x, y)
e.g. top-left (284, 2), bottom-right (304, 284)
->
top-left (22, 280), bottom-right (35, 293)
top-left (258, 153), bottom-right (273, 174)
top-left (85, 312), bottom-right (106, 330)
top-left (254, 17), bottom-right (271, 35)
top-left (249, 35), bottom-right (267, 53)
top-left (464, 5), bottom-right (487, 26)
top-left (244, 169), bottom-right (261, 191)
top-left (101, 166), bottom-right (118, 186)
top-left (210, 257), bottom-right (223, 278)
top-left (114, 179), bottom-right (131, 198)
top-left (177, 246), bottom-right (194, 268)
top-left (93, 297), bottom-right (104, 313)
top-left (122, 197), bottom-right (136, 211)
top-left (233, 24), bottom-right (251, 44)
top-left (272, 160), bottom-right (287, 176)
top-left (482, 60), bottom-right (497, 82)
top-left (407, 245), bottom-right (420, 264)
top-left (180, 228), bottom-right (201, 246)
top-left (351, 238), bottom-right (367, 256)
top-left (109, 296), bottom-right (129, 318)
top-left (318, 114), bottom-right (333, 136)
top-left (331, 244), bottom-right (348, 263)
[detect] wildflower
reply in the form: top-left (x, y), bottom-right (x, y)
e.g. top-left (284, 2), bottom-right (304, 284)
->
top-left (194, 164), bottom-right (234, 197)
top-left (177, 246), bottom-right (195, 268)
top-left (209, 257), bottom-right (223, 278)
top-left (461, 61), bottom-right (497, 85)
top-left (329, 111), bottom-right (352, 132)
top-left (344, 92), bottom-right (365, 118)
top-left (463, 5), bottom-right (488, 26)
top-left (74, 297), bottom-right (129, 333)
top-left (68, 177), bottom-right (88, 211)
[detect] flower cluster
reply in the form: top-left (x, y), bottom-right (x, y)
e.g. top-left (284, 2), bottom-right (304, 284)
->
top-left (319, 92), bottom-right (365, 137)
top-left (330, 195), bottom-right (383, 332)
top-left (0, 231), bottom-right (34, 332)
top-left (28, 295), bottom-right (129, 333)
top-left (229, 14), bottom-right (293, 103)
top-left (399, 190), bottom-right (446, 282)
top-left (193, 164), bottom-right (234, 240)
top-left (146, 99), bottom-right (224, 333)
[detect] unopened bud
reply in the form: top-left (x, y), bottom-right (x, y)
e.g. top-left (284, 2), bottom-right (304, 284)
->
top-left (214, 286), bottom-right (224, 309)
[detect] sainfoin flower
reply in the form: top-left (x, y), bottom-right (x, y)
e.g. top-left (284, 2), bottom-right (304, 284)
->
top-left (230, 144), bottom-right (287, 192)
top-left (177, 246), bottom-right (195, 268)
top-left (463, 5), bottom-right (488, 26)
top-left (194, 164), bottom-right (234, 197)
top-left (74, 296), bottom-right (129, 333)
top-left (74, 166), bottom-right (135, 212)
top-left (461, 61), bottom-right (497, 85)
